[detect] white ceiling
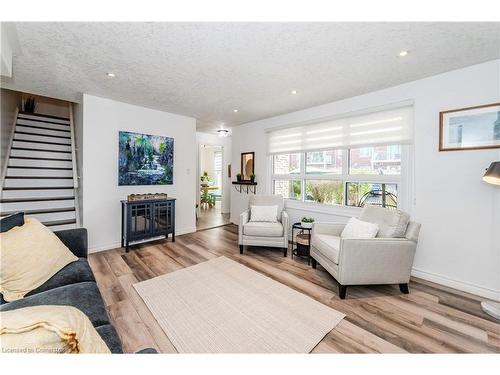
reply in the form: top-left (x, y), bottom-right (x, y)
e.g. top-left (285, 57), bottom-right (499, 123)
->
top-left (2, 22), bottom-right (499, 132)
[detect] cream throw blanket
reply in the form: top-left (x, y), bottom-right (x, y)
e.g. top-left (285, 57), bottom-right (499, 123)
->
top-left (0, 218), bottom-right (78, 302)
top-left (0, 305), bottom-right (110, 354)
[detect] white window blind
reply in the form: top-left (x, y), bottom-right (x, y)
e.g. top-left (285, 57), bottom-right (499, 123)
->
top-left (267, 105), bottom-right (414, 154)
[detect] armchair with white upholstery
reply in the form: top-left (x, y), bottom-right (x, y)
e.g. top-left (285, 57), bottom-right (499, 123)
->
top-left (310, 205), bottom-right (421, 299)
top-left (239, 195), bottom-right (289, 256)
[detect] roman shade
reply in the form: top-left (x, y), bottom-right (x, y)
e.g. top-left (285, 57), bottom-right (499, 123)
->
top-left (267, 104), bottom-right (414, 154)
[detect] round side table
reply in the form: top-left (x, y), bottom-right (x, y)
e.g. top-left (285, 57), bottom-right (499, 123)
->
top-left (291, 222), bottom-right (312, 265)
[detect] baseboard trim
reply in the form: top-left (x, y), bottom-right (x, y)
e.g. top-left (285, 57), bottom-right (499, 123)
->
top-left (411, 267), bottom-right (500, 301)
top-left (88, 226), bottom-right (197, 254)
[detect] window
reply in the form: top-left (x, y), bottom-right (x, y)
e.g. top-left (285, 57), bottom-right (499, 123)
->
top-left (305, 180), bottom-right (343, 205)
top-left (213, 151), bottom-right (222, 196)
top-left (273, 180), bottom-right (301, 200)
top-left (349, 145), bottom-right (401, 175)
top-left (306, 150), bottom-right (342, 175)
top-left (271, 145), bottom-right (402, 208)
top-left (273, 153), bottom-right (301, 174)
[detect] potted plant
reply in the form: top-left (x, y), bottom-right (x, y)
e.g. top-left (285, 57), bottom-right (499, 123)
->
top-left (250, 173), bottom-right (256, 183)
top-left (301, 217), bottom-right (315, 229)
top-left (236, 173), bottom-right (242, 182)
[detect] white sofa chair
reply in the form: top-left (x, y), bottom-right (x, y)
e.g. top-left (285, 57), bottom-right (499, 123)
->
top-left (239, 195), bottom-right (289, 256)
top-left (310, 205), bottom-right (421, 299)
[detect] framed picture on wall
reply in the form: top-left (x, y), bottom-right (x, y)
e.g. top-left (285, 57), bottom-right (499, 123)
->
top-left (439, 103), bottom-right (500, 151)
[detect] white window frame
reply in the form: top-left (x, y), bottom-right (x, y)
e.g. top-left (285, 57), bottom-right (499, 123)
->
top-left (270, 145), bottom-right (411, 217)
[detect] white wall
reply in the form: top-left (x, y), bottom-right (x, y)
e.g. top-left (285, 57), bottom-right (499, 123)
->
top-left (231, 60), bottom-right (500, 300)
top-left (82, 94), bottom-right (197, 252)
top-left (196, 132), bottom-right (232, 214)
top-left (0, 89), bottom-right (20, 178)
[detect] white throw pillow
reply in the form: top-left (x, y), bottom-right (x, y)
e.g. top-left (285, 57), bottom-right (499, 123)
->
top-left (341, 217), bottom-right (379, 238)
top-left (250, 205), bottom-right (278, 222)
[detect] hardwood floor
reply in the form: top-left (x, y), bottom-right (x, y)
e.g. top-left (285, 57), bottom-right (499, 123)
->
top-left (196, 201), bottom-right (230, 231)
top-left (88, 224), bottom-right (500, 354)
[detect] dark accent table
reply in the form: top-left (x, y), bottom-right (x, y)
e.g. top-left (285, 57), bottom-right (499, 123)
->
top-left (291, 222), bottom-right (312, 265)
top-left (121, 198), bottom-right (175, 252)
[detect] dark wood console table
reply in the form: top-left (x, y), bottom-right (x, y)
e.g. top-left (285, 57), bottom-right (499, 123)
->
top-left (121, 198), bottom-right (175, 252)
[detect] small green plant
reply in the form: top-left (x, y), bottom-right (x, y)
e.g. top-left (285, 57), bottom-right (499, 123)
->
top-left (301, 217), bottom-right (315, 223)
top-left (200, 171), bottom-right (211, 183)
top-left (250, 173), bottom-right (256, 182)
top-left (236, 173), bottom-right (242, 181)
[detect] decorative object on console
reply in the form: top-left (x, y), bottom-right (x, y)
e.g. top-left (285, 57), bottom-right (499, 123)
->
top-left (480, 161), bottom-right (500, 320)
top-left (127, 193), bottom-right (168, 202)
top-left (118, 131), bottom-right (174, 186)
top-left (121, 197), bottom-right (176, 252)
top-left (240, 152), bottom-right (255, 181)
top-left (439, 102), bottom-right (500, 151)
top-left (250, 173), bottom-right (256, 183)
top-left (300, 217), bottom-right (315, 229)
top-left (236, 173), bottom-right (242, 181)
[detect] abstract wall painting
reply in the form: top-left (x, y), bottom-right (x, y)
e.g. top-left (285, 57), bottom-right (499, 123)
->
top-left (118, 131), bottom-right (174, 185)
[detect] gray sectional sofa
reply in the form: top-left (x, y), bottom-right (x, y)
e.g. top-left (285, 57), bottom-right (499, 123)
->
top-left (0, 227), bottom-right (155, 354)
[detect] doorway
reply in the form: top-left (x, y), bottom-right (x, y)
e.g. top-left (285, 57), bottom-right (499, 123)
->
top-left (197, 144), bottom-right (230, 230)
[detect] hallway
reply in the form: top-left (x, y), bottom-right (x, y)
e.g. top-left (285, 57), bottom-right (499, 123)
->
top-left (196, 200), bottom-right (230, 231)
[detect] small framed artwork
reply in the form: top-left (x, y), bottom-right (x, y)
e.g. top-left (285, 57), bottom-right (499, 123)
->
top-left (228, 164), bottom-right (231, 178)
top-left (439, 103), bottom-right (500, 151)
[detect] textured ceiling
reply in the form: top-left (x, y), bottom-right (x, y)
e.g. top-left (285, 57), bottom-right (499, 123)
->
top-left (2, 22), bottom-right (499, 132)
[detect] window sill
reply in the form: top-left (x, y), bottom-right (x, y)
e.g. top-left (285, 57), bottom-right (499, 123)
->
top-left (284, 199), bottom-right (362, 218)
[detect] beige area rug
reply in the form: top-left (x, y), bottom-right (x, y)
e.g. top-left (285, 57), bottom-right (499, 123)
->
top-left (133, 256), bottom-right (345, 353)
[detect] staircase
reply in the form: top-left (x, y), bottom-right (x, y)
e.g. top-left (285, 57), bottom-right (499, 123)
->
top-left (0, 110), bottom-right (80, 231)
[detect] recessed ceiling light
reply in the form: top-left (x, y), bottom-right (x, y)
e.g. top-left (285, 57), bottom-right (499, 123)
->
top-left (399, 50), bottom-right (409, 57)
top-left (291, 90), bottom-right (298, 95)
top-left (233, 109), bottom-right (238, 113)
top-left (106, 72), bottom-right (116, 78)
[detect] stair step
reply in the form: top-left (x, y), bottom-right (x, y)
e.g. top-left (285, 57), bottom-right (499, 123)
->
top-left (10, 149), bottom-right (72, 160)
top-left (1, 207), bottom-right (76, 216)
top-left (9, 156), bottom-right (72, 164)
top-left (28, 210), bottom-right (76, 223)
top-left (4, 178), bottom-right (73, 188)
top-left (44, 219), bottom-right (77, 227)
top-left (49, 222), bottom-right (77, 231)
top-left (1, 188), bottom-right (74, 199)
top-left (7, 165), bottom-right (72, 170)
top-left (12, 142), bottom-right (72, 153)
top-left (15, 131), bottom-right (71, 143)
top-left (6, 168), bottom-right (72, 178)
top-left (1, 198), bottom-right (75, 211)
top-left (16, 125), bottom-right (70, 138)
top-left (17, 118), bottom-right (70, 132)
top-left (5, 176), bottom-right (73, 179)
top-left (1, 196), bottom-right (75, 203)
top-left (18, 112), bottom-right (70, 125)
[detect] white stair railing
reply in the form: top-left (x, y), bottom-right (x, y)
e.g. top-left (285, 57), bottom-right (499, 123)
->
top-left (0, 107), bottom-right (19, 199)
top-left (68, 104), bottom-right (81, 227)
